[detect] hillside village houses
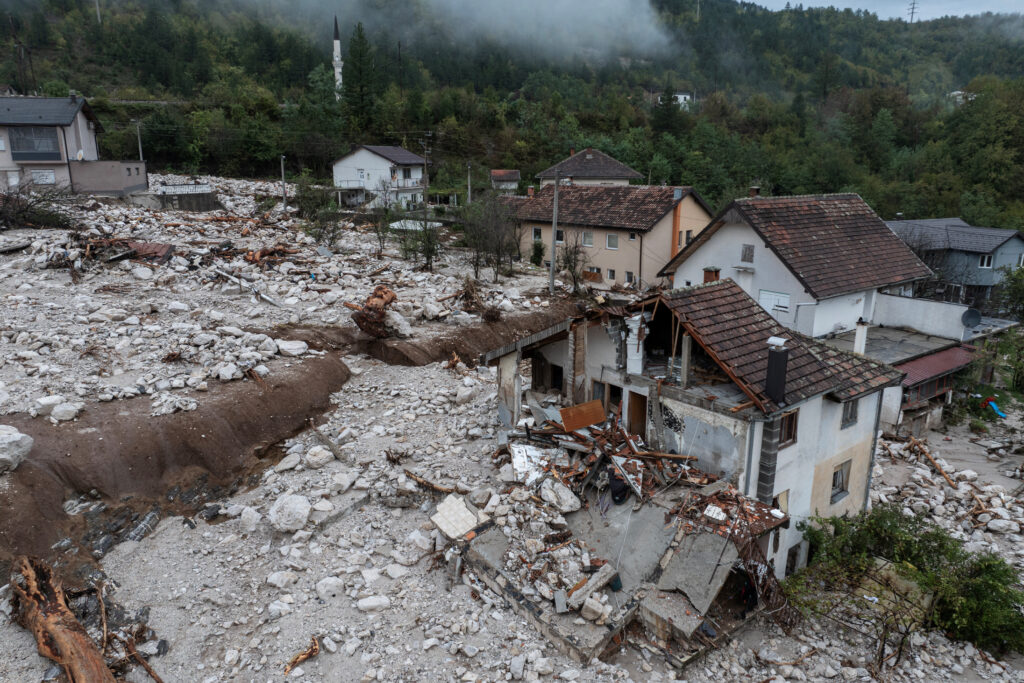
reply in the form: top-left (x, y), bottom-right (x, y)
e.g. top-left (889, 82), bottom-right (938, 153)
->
top-left (490, 169), bottom-right (520, 194)
top-left (0, 94), bottom-right (146, 195)
top-left (332, 144), bottom-right (426, 210)
top-left (887, 216), bottom-right (1024, 308)
top-left (536, 147), bottom-right (643, 187)
top-left (510, 184), bottom-right (712, 289)
top-left (486, 279), bottom-right (902, 580)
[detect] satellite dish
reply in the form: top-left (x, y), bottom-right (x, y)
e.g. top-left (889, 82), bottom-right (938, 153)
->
top-left (76, 149), bottom-right (84, 160)
top-left (961, 308), bottom-right (982, 328)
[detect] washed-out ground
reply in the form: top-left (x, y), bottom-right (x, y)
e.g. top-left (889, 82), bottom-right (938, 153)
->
top-left (3, 177), bottom-right (1024, 681)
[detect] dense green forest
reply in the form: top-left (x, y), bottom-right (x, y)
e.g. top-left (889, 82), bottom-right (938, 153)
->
top-left (1, 0), bottom-right (1023, 227)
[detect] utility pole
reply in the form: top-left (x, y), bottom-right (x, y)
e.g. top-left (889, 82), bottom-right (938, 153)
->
top-left (420, 133), bottom-right (432, 220)
top-left (907, 0), bottom-right (918, 23)
top-left (95, 0), bottom-right (102, 25)
top-left (549, 172), bottom-right (560, 295)
top-left (280, 155), bottom-right (287, 211)
top-left (466, 162), bottom-right (472, 205)
top-left (132, 119), bottom-right (143, 161)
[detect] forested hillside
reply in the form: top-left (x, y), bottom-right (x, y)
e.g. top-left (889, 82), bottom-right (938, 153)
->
top-left (1, 0), bottom-right (1023, 227)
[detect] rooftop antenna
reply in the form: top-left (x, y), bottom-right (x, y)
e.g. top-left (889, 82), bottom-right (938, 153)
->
top-left (95, 0), bottom-right (101, 25)
top-left (907, 0), bottom-right (918, 23)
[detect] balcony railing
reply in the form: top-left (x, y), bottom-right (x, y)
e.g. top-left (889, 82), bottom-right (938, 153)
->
top-left (335, 178), bottom-right (423, 190)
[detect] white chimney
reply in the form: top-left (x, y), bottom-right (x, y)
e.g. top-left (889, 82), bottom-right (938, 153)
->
top-left (854, 318), bottom-right (868, 355)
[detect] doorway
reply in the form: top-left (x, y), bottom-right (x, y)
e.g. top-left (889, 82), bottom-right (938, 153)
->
top-left (628, 391), bottom-right (647, 440)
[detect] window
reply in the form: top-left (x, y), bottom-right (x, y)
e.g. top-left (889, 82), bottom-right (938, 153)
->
top-left (533, 227), bottom-right (542, 241)
top-left (9, 126), bottom-right (61, 161)
top-left (30, 169), bottom-right (56, 185)
top-left (625, 271), bottom-right (634, 283)
top-left (126, 167), bottom-right (132, 176)
top-left (555, 229), bottom-right (565, 244)
top-left (358, 168), bottom-right (365, 180)
top-left (6, 171), bottom-right (19, 189)
top-left (741, 244), bottom-right (755, 263)
top-left (585, 266), bottom-right (602, 278)
top-left (685, 229), bottom-right (694, 244)
top-left (779, 410), bottom-right (798, 448)
top-left (979, 254), bottom-right (993, 268)
top-left (841, 399), bottom-right (858, 428)
top-left (0, 135), bottom-right (5, 151)
top-left (402, 167), bottom-right (412, 180)
top-left (629, 232), bottom-right (637, 241)
top-left (1018, 253), bottom-right (1024, 268)
top-left (606, 233), bottom-right (618, 250)
top-left (607, 269), bottom-right (616, 280)
top-left (831, 460), bottom-right (852, 503)
top-left (758, 290), bottom-right (791, 315)
top-left (582, 231), bottom-right (594, 247)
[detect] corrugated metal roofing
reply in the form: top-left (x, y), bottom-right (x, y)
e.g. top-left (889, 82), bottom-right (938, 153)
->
top-left (0, 96), bottom-right (87, 126)
top-left (886, 218), bottom-right (1022, 254)
top-left (895, 345), bottom-right (975, 387)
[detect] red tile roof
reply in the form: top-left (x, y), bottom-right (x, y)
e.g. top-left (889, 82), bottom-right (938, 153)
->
top-left (659, 194), bottom-right (932, 298)
top-left (661, 279), bottom-right (903, 414)
top-left (537, 148), bottom-right (642, 180)
top-left (490, 169), bottom-right (520, 182)
top-left (895, 345), bottom-right (975, 387)
top-left (509, 184), bottom-right (700, 233)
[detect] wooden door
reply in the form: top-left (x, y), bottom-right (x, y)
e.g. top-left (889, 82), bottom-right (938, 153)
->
top-left (628, 391), bottom-right (647, 440)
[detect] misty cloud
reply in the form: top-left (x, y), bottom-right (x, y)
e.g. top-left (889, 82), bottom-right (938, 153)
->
top-left (402, 0), bottom-right (673, 60)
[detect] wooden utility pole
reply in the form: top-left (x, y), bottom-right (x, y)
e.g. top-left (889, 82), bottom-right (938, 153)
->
top-left (280, 155), bottom-right (287, 211)
top-left (549, 171), bottom-right (560, 295)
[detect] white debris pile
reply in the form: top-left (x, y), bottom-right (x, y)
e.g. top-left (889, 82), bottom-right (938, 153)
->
top-left (0, 173), bottom-right (554, 417)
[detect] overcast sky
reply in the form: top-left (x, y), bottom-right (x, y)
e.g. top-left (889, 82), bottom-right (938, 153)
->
top-left (755, 0), bottom-right (1022, 20)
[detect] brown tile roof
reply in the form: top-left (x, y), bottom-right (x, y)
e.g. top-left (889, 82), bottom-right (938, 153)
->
top-left (662, 279), bottom-right (903, 415)
top-left (510, 184), bottom-right (697, 233)
top-left (536, 148), bottom-right (643, 180)
top-left (659, 194), bottom-right (932, 298)
top-left (490, 169), bottom-right (521, 182)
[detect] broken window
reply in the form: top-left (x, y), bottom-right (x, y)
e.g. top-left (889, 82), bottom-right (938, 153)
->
top-left (779, 410), bottom-right (798, 448)
top-left (831, 460), bottom-right (852, 503)
top-left (841, 399), bottom-right (858, 428)
top-left (741, 244), bottom-right (754, 263)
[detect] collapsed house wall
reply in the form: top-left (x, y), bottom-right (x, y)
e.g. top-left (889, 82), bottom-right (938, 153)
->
top-left (657, 396), bottom-right (749, 482)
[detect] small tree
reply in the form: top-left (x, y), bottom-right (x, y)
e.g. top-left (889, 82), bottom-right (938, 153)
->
top-left (531, 240), bottom-right (545, 266)
top-left (415, 217), bottom-right (442, 271)
top-left (462, 193), bottom-right (517, 282)
top-left (556, 231), bottom-right (589, 294)
top-left (996, 265), bottom-right (1024, 320)
top-left (370, 177), bottom-right (397, 257)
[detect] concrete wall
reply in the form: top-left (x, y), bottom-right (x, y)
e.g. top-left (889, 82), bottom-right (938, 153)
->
top-left (880, 386), bottom-right (903, 431)
top-left (658, 396), bottom-right (749, 481)
top-left (873, 294), bottom-right (968, 340)
top-left (809, 290), bottom-right (875, 336)
top-left (68, 161), bottom-right (148, 196)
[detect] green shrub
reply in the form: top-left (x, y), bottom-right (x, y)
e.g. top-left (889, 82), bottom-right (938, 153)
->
top-left (799, 504), bottom-right (1024, 654)
top-left (530, 239), bottom-right (545, 266)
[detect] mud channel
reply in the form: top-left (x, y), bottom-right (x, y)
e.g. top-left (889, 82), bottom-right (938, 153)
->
top-left (0, 302), bottom-right (577, 586)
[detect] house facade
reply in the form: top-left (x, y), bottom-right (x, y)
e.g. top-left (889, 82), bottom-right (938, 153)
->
top-left (332, 145), bottom-right (425, 210)
top-left (487, 280), bottom-right (901, 579)
top-left (0, 95), bottom-right (145, 196)
top-left (536, 148), bottom-right (642, 187)
top-left (659, 194), bottom-right (933, 338)
top-left (887, 217), bottom-right (1024, 308)
top-left (511, 184), bottom-right (711, 289)
top-left (490, 169), bottom-right (520, 194)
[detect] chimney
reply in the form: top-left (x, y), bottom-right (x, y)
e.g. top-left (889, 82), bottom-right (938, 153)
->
top-left (527, 186), bottom-right (534, 198)
top-left (673, 187), bottom-right (683, 200)
top-left (765, 336), bottom-right (788, 404)
top-left (854, 318), bottom-right (868, 355)
top-left (569, 147), bottom-right (575, 157)
top-left (702, 266), bottom-right (720, 283)
top-left (748, 186), bottom-right (760, 197)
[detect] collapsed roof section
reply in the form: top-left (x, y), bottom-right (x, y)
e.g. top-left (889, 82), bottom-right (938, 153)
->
top-left (652, 279), bottom-right (904, 415)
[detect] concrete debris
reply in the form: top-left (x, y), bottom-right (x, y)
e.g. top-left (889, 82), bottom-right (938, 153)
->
top-left (0, 425), bottom-right (33, 474)
top-left (268, 494), bottom-right (311, 532)
top-left (431, 494), bottom-right (488, 540)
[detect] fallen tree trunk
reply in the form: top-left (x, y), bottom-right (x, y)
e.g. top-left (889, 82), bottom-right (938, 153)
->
top-left (9, 556), bottom-right (116, 683)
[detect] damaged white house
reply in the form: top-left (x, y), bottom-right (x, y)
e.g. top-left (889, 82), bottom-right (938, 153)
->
top-left (487, 279), bottom-right (903, 581)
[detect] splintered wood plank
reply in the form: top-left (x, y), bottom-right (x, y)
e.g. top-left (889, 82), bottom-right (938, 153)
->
top-left (559, 399), bottom-right (605, 433)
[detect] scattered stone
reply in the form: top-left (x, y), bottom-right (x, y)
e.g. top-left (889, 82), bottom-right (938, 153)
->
top-left (0, 425), bottom-right (34, 474)
top-left (268, 494), bottom-right (311, 532)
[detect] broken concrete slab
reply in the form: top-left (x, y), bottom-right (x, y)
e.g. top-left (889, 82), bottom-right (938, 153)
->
top-left (566, 563), bottom-right (617, 610)
top-left (658, 531), bottom-right (738, 615)
top-left (431, 494), bottom-right (489, 540)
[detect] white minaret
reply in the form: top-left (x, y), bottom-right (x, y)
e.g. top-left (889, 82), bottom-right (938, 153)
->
top-left (333, 16), bottom-right (343, 101)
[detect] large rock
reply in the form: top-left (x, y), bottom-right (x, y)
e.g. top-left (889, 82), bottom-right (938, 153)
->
top-left (305, 445), bottom-right (335, 469)
top-left (0, 426), bottom-right (33, 474)
top-left (316, 576), bottom-right (346, 601)
top-left (987, 519), bottom-right (1020, 534)
top-left (34, 395), bottom-right (65, 416)
top-left (50, 403), bottom-right (80, 421)
top-left (276, 339), bottom-right (308, 357)
top-left (357, 596), bottom-right (391, 612)
top-left (540, 478), bottom-right (581, 513)
top-left (384, 310), bottom-right (413, 338)
top-left (268, 494), bottom-right (311, 532)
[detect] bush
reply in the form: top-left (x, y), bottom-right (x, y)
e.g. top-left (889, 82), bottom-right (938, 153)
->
top-left (800, 504), bottom-right (1024, 654)
top-left (530, 239), bottom-right (545, 266)
top-left (293, 170), bottom-right (335, 220)
top-left (0, 184), bottom-right (74, 231)
top-left (969, 418), bottom-right (989, 433)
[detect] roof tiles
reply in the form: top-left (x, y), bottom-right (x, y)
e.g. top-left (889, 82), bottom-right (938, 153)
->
top-left (662, 279), bottom-right (903, 414)
top-left (887, 218), bottom-right (1022, 254)
top-left (536, 148), bottom-right (642, 180)
top-left (510, 184), bottom-right (693, 233)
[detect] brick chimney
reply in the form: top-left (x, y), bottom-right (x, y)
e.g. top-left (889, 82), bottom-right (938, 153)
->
top-left (527, 186), bottom-right (534, 198)
top-left (748, 186), bottom-right (761, 197)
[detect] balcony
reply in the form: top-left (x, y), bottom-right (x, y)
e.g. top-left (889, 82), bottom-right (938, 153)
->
top-left (335, 177), bottom-right (423, 191)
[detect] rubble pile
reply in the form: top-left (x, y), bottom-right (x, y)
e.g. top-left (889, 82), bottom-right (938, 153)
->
top-left (0, 173), bottom-right (553, 417)
top-left (874, 435), bottom-right (1024, 570)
